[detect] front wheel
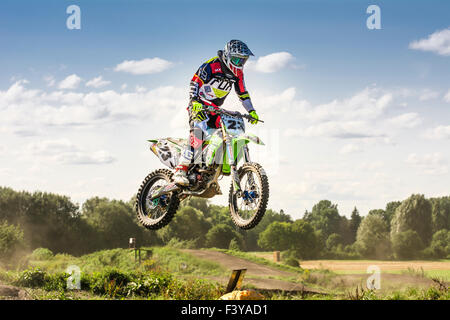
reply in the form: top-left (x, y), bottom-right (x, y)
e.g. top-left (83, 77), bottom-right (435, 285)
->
top-left (229, 162), bottom-right (269, 229)
top-left (135, 169), bottom-right (180, 230)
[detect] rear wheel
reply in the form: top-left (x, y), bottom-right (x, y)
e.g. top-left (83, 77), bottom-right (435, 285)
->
top-left (229, 162), bottom-right (269, 229)
top-left (136, 169), bottom-right (180, 230)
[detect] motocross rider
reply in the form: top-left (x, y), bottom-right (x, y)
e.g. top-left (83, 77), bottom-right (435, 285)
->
top-left (173, 40), bottom-right (259, 186)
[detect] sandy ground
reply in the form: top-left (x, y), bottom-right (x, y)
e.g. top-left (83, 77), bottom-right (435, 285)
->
top-left (300, 260), bottom-right (450, 271)
top-left (251, 252), bottom-right (450, 271)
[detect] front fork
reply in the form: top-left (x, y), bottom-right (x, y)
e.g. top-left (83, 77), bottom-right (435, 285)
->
top-left (224, 135), bottom-right (241, 195)
top-left (225, 138), bottom-right (255, 196)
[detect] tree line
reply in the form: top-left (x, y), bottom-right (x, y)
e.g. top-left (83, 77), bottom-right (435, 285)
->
top-left (0, 186), bottom-right (449, 264)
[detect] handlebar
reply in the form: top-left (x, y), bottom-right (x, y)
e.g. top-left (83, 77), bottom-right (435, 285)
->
top-left (201, 106), bottom-right (264, 123)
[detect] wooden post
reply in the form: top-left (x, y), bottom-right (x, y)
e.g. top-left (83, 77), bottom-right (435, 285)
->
top-left (273, 251), bottom-right (280, 262)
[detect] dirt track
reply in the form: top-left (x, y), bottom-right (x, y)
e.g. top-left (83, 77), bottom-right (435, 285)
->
top-left (183, 250), bottom-right (439, 293)
top-left (182, 249), bottom-right (317, 293)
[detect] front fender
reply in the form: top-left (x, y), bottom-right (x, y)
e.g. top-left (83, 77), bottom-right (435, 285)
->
top-left (234, 133), bottom-right (265, 146)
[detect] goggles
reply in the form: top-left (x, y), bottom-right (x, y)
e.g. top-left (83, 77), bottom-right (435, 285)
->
top-left (230, 56), bottom-right (248, 67)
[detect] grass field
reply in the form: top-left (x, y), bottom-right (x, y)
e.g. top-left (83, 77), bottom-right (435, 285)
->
top-left (249, 252), bottom-right (450, 281)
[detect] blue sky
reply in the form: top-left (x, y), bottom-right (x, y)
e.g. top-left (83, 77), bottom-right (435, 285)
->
top-left (0, 0), bottom-right (449, 218)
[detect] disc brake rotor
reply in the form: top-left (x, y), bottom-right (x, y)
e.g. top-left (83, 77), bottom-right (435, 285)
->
top-left (146, 180), bottom-right (168, 211)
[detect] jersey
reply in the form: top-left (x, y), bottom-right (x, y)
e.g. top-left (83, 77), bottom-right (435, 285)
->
top-left (189, 50), bottom-right (255, 113)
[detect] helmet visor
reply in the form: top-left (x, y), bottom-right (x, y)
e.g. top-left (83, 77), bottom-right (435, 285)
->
top-left (230, 56), bottom-right (248, 67)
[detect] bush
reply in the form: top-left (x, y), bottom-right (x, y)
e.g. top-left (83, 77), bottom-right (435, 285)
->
top-left (284, 257), bottom-right (300, 268)
top-left (124, 271), bottom-right (174, 297)
top-left (228, 238), bottom-right (241, 251)
top-left (31, 248), bottom-right (54, 261)
top-left (165, 278), bottom-right (223, 300)
top-left (166, 237), bottom-right (198, 249)
top-left (90, 268), bottom-right (132, 297)
top-left (16, 267), bottom-right (46, 288)
top-left (43, 272), bottom-right (70, 291)
top-left (281, 249), bottom-right (300, 268)
top-left (392, 230), bottom-right (424, 260)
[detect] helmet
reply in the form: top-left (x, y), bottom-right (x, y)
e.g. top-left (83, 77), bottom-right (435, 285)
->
top-left (222, 40), bottom-right (254, 77)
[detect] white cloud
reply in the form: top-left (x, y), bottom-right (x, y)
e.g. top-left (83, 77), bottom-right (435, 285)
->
top-left (86, 76), bottom-right (111, 88)
top-left (303, 87), bottom-right (393, 123)
top-left (114, 58), bottom-right (173, 75)
top-left (409, 28), bottom-right (450, 56)
top-left (58, 74), bottom-right (82, 89)
top-left (444, 89), bottom-right (450, 103)
top-left (281, 87), bottom-right (394, 140)
top-left (340, 143), bottom-right (362, 154)
top-left (387, 112), bottom-right (422, 129)
top-left (419, 89), bottom-right (440, 101)
top-left (425, 125), bottom-right (450, 140)
top-left (359, 161), bottom-right (384, 171)
top-left (135, 85), bottom-right (147, 93)
top-left (0, 80), bottom-right (187, 131)
top-left (284, 120), bottom-right (379, 139)
top-left (25, 139), bottom-right (116, 165)
top-left (405, 153), bottom-right (448, 175)
top-left (44, 75), bottom-right (56, 87)
top-left (246, 52), bottom-right (295, 73)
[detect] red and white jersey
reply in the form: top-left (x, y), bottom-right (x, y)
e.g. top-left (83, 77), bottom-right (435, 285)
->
top-left (189, 51), bottom-right (254, 113)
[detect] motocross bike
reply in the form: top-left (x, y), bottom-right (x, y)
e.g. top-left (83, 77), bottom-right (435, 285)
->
top-left (135, 106), bottom-right (269, 230)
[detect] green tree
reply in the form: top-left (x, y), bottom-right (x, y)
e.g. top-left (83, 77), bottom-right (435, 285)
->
top-left (391, 230), bottom-right (424, 260)
top-left (257, 221), bottom-right (292, 251)
top-left (368, 209), bottom-right (385, 217)
top-left (349, 207), bottom-right (362, 243)
top-left (429, 197), bottom-right (450, 233)
top-left (82, 197), bottom-right (144, 250)
top-left (304, 200), bottom-right (341, 239)
top-left (181, 198), bottom-right (209, 214)
top-left (326, 233), bottom-right (343, 251)
top-left (205, 224), bottom-right (240, 249)
top-left (0, 221), bottom-right (25, 261)
top-left (290, 220), bottom-right (319, 259)
top-left (384, 201), bottom-right (401, 228)
top-left (425, 230), bottom-right (450, 258)
top-left (157, 206), bottom-right (211, 247)
top-left (243, 209), bottom-right (292, 251)
top-left (355, 214), bottom-right (390, 259)
top-left (23, 191), bottom-right (82, 253)
top-left (390, 194), bottom-right (432, 246)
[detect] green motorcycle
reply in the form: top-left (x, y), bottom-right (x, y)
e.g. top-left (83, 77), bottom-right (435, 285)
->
top-left (135, 107), bottom-right (269, 230)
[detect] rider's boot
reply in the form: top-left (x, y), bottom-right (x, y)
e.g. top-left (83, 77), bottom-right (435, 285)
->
top-left (173, 165), bottom-right (189, 186)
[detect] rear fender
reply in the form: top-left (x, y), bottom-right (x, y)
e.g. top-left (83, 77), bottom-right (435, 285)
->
top-left (148, 138), bottom-right (185, 169)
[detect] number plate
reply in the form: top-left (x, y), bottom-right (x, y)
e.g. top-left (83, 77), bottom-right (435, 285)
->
top-left (221, 113), bottom-right (245, 136)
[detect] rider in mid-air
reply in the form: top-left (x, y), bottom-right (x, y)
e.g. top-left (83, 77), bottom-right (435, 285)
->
top-left (173, 40), bottom-right (259, 186)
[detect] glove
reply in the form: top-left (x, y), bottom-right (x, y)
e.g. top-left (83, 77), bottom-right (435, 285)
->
top-left (191, 101), bottom-right (207, 121)
top-left (249, 111), bottom-right (259, 125)
top-left (192, 101), bottom-right (203, 113)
